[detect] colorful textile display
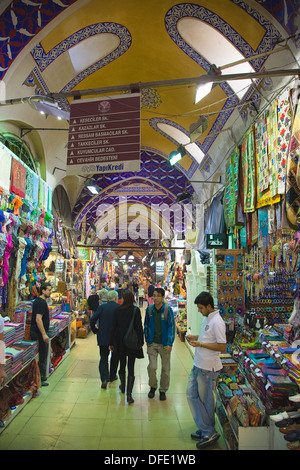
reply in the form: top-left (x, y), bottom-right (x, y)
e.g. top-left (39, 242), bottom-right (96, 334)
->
top-left (10, 157), bottom-right (26, 198)
top-left (266, 100), bottom-right (279, 198)
top-left (286, 100), bottom-right (300, 227)
top-left (241, 127), bottom-right (256, 212)
top-left (223, 147), bottom-right (239, 228)
top-left (255, 103), bottom-right (281, 208)
top-left (277, 91), bottom-right (291, 194)
top-left (255, 113), bottom-right (269, 197)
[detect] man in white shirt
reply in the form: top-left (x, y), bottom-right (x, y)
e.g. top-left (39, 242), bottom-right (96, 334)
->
top-left (186, 291), bottom-right (226, 449)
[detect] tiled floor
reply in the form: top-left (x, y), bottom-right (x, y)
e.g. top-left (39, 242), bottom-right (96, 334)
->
top-left (0, 319), bottom-right (227, 451)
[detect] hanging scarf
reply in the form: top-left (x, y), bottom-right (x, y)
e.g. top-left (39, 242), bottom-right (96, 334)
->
top-left (10, 157), bottom-right (26, 198)
top-left (277, 91), bottom-right (291, 195)
top-left (286, 100), bottom-right (300, 227)
top-left (241, 127), bottom-right (256, 212)
top-left (223, 147), bottom-right (239, 229)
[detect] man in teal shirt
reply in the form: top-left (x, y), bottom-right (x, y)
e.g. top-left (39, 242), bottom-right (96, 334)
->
top-left (144, 288), bottom-right (175, 400)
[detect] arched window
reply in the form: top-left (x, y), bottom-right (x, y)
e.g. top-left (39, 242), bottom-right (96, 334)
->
top-left (0, 132), bottom-right (38, 173)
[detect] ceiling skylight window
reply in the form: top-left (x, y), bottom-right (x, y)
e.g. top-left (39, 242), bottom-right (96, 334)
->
top-left (157, 122), bottom-right (205, 166)
top-left (68, 34), bottom-right (120, 74)
top-left (177, 18), bottom-right (255, 100)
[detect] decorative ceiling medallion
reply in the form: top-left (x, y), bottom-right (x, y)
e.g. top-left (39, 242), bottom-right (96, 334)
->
top-left (123, 87), bottom-right (162, 109)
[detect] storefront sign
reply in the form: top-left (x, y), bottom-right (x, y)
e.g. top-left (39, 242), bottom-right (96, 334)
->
top-left (156, 261), bottom-right (164, 276)
top-left (66, 94), bottom-right (141, 175)
top-left (206, 233), bottom-right (227, 249)
top-left (77, 247), bottom-right (91, 261)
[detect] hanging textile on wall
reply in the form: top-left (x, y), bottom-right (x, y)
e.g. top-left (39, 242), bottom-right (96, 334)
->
top-left (255, 112), bottom-right (269, 197)
top-left (277, 91), bottom-right (291, 195)
top-left (266, 100), bottom-right (279, 198)
top-left (0, 144), bottom-right (12, 190)
top-left (255, 103), bottom-right (281, 208)
top-left (241, 127), bottom-right (256, 212)
top-left (223, 147), bottom-right (239, 229)
top-left (286, 101), bottom-right (300, 227)
top-left (10, 157), bottom-right (26, 198)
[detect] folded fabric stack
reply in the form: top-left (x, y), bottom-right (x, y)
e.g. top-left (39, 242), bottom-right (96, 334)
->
top-left (5, 322), bottom-right (24, 344)
top-left (53, 313), bottom-right (72, 330)
top-left (267, 374), bottom-right (298, 394)
top-left (242, 349), bottom-right (296, 410)
top-left (286, 352), bottom-right (300, 388)
top-left (48, 312), bottom-right (72, 338)
top-left (13, 340), bottom-right (39, 366)
top-left (14, 301), bottom-right (33, 324)
top-left (273, 323), bottom-right (296, 343)
top-left (3, 355), bottom-right (12, 383)
top-left (3, 325), bottom-right (15, 347)
top-left (5, 346), bottom-right (23, 376)
top-left (48, 304), bottom-right (62, 320)
top-left (48, 318), bottom-right (60, 338)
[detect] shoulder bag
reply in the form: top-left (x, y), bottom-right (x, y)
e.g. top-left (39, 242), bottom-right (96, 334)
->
top-left (123, 307), bottom-right (141, 350)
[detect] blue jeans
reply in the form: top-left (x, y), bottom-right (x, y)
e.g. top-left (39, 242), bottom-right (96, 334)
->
top-left (186, 365), bottom-right (219, 437)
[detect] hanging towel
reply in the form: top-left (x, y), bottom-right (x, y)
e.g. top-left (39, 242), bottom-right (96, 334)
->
top-left (32, 174), bottom-right (39, 206)
top-left (25, 169), bottom-right (34, 202)
top-left (0, 146), bottom-right (12, 190)
top-left (38, 178), bottom-right (44, 209)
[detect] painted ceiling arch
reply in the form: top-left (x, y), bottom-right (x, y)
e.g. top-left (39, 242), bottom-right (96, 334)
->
top-left (73, 150), bottom-right (194, 242)
top-left (0, 0), bottom-right (299, 252)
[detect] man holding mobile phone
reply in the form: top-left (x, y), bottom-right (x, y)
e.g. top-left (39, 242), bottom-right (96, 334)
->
top-left (186, 291), bottom-right (226, 449)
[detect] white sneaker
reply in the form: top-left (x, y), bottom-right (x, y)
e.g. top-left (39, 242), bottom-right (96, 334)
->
top-left (289, 394), bottom-right (300, 403)
top-left (270, 411), bottom-right (289, 422)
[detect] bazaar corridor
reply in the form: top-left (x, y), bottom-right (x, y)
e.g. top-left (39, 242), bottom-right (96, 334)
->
top-left (0, 323), bottom-right (226, 451)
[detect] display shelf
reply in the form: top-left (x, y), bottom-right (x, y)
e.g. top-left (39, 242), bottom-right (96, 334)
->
top-left (0, 390), bottom-right (34, 435)
top-left (269, 418), bottom-right (290, 450)
top-left (45, 323), bottom-right (72, 378)
top-left (216, 389), bottom-right (271, 450)
top-left (0, 353), bottom-right (39, 392)
top-left (175, 320), bottom-right (186, 341)
top-left (0, 356), bottom-right (39, 435)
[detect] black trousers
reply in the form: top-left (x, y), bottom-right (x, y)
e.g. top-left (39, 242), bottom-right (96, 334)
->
top-left (119, 353), bottom-right (136, 376)
top-left (99, 345), bottom-right (119, 382)
top-left (30, 331), bottom-right (49, 380)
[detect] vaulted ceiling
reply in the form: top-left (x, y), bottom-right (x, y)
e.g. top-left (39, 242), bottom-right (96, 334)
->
top-left (0, 0), bottom-right (299, 255)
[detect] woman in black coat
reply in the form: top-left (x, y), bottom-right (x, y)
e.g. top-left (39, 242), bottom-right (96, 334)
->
top-left (110, 290), bottom-right (144, 404)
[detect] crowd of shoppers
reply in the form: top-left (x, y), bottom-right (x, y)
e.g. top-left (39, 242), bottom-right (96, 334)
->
top-left (87, 277), bottom-right (226, 450)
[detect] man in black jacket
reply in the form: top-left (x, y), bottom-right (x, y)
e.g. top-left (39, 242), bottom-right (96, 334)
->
top-left (90, 290), bottom-right (119, 389)
top-left (87, 286), bottom-right (99, 312)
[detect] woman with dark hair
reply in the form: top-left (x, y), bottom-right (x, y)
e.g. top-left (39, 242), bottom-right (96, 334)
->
top-left (110, 290), bottom-right (144, 404)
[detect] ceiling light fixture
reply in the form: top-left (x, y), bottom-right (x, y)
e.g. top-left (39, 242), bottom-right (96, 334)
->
top-left (176, 192), bottom-right (192, 203)
top-left (28, 95), bottom-right (70, 120)
top-left (169, 144), bottom-right (186, 166)
top-left (84, 179), bottom-right (101, 195)
top-left (189, 115), bottom-right (209, 142)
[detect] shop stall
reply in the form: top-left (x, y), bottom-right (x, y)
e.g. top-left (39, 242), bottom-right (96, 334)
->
top-left (184, 83), bottom-right (300, 450)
